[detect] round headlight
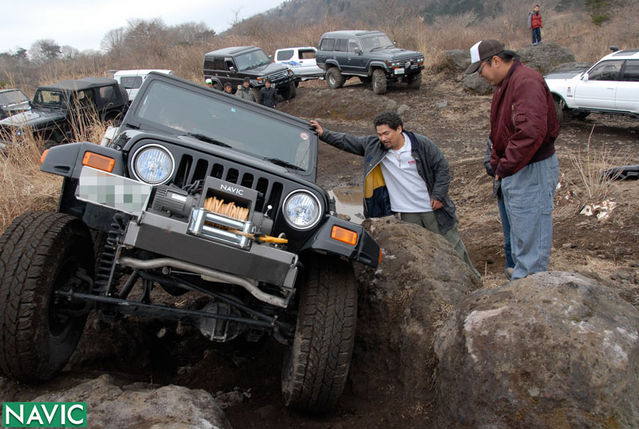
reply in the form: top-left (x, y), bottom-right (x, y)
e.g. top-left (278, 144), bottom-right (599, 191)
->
top-left (283, 190), bottom-right (322, 230)
top-left (131, 144), bottom-right (174, 185)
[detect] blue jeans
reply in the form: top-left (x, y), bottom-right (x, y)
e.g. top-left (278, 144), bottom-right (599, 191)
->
top-left (532, 27), bottom-right (542, 45)
top-left (501, 154), bottom-right (559, 280)
top-left (498, 198), bottom-right (514, 268)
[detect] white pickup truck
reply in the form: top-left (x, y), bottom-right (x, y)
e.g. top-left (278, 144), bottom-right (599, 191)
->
top-left (545, 49), bottom-right (639, 121)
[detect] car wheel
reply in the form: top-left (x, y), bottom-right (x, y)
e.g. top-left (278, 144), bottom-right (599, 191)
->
top-left (553, 97), bottom-right (565, 123)
top-left (281, 256), bottom-right (357, 413)
top-left (372, 69), bottom-right (387, 95)
top-left (407, 72), bottom-right (422, 89)
top-left (282, 81), bottom-right (297, 100)
top-left (326, 68), bottom-right (345, 89)
top-left (0, 212), bottom-right (94, 382)
top-left (570, 110), bottom-right (590, 120)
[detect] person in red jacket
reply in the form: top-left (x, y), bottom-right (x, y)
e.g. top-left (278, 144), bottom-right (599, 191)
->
top-left (528, 4), bottom-right (543, 45)
top-left (466, 39), bottom-right (559, 280)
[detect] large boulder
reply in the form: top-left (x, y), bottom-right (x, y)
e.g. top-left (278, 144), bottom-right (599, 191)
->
top-left (434, 272), bottom-right (639, 428)
top-left (350, 216), bottom-right (481, 406)
top-left (518, 42), bottom-right (576, 75)
top-left (32, 374), bottom-right (232, 429)
top-left (462, 73), bottom-right (493, 95)
top-left (442, 49), bottom-right (471, 72)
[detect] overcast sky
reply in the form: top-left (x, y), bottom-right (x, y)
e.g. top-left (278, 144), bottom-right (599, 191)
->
top-left (1, 0), bottom-right (284, 53)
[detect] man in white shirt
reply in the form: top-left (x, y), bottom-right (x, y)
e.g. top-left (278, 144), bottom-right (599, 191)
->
top-left (311, 112), bottom-right (479, 277)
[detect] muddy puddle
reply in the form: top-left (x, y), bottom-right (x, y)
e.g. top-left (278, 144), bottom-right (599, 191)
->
top-left (329, 186), bottom-right (365, 224)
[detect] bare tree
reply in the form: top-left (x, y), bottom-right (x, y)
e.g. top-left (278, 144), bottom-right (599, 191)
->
top-left (29, 39), bottom-right (61, 62)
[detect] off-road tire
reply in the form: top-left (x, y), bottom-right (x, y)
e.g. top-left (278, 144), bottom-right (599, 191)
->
top-left (553, 96), bottom-right (565, 123)
top-left (569, 110), bottom-right (590, 120)
top-left (326, 68), bottom-right (345, 89)
top-left (407, 72), bottom-right (422, 89)
top-left (372, 69), bottom-right (387, 95)
top-left (281, 256), bottom-right (357, 413)
top-left (282, 81), bottom-right (297, 100)
top-left (0, 211), bottom-right (94, 382)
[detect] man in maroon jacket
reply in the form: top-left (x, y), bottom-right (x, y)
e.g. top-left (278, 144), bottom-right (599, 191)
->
top-left (466, 39), bottom-right (559, 280)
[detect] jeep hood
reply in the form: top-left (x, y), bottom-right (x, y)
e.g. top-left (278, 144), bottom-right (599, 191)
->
top-left (376, 48), bottom-right (423, 60)
top-left (0, 108), bottom-right (65, 128)
top-left (245, 62), bottom-right (289, 75)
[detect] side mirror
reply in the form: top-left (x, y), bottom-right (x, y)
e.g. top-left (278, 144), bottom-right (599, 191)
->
top-left (354, 48), bottom-right (362, 55)
top-left (229, 66), bottom-right (236, 73)
top-left (581, 73), bottom-right (589, 82)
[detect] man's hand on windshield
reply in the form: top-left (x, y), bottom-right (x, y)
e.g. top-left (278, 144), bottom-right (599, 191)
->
top-left (310, 119), bottom-right (323, 137)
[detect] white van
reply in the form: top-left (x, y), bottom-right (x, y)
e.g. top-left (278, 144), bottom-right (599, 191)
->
top-left (274, 47), bottom-right (324, 81)
top-left (114, 69), bottom-right (173, 102)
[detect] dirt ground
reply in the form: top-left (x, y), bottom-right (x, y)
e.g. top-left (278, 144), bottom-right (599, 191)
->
top-left (3, 72), bottom-right (638, 428)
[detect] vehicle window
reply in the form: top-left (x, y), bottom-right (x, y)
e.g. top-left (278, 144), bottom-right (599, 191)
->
top-left (299, 49), bottom-right (316, 59)
top-left (98, 85), bottom-right (117, 103)
top-left (212, 57), bottom-right (225, 70)
top-left (277, 50), bottom-right (294, 61)
top-left (135, 80), bottom-right (313, 171)
top-left (348, 40), bottom-right (359, 53)
top-left (360, 34), bottom-right (394, 52)
top-left (319, 38), bottom-right (335, 51)
top-left (621, 60), bottom-right (639, 81)
top-left (335, 39), bottom-right (348, 52)
top-left (73, 90), bottom-right (95, 107)
top-left (588, 60), bottom-right (623, 81)
top-left (0, 90), bottom-right (28, 105)
top-left (119, 76), bottom-right (143, 89)
top-left (234, 50), bottom-right (271, 71)
top-left (33, 89), bottom-right (65, 106)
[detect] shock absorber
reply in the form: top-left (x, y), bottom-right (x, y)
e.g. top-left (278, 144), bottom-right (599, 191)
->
top-left (93, 213), bottom-right (130, 294)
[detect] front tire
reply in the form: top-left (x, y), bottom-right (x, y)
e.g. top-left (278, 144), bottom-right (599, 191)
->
top-left (553, 96), bottom-right (565, 123)
top-left (282, 81), bottom-right (297, 100)
top-left (0, 212), bottom-right (94, 382)
top-left (407, 72), bottom-right (422, 89)
top-left (326, 68), bottom-right (345, 89)
top-left (372, 69), bottom-right (387, 94)
top-left (281, 256), bottom-right (357, 413)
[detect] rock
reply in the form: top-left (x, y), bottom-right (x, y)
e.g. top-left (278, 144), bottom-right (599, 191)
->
top-left (434, 272), bottom-right (639, 428)
top-left (463, 73), bottom-right (493, 95)
top-left (518, 42), bottom-right (576, 75)
top-left (397, 104), bottom-right (410, 116)
top-left (33, 375), bottom-right (232, 429)
top-left (441, 49), bottom-right (471, 72)
top-left (351, 217), bottom-right (481, 406)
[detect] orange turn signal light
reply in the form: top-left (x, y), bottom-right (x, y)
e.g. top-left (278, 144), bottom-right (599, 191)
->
top-left (40, 149), bottom-right (49, 164)
top-left (379, 249), bottom-right (383, 264)
top-left (82, 151), bottom-right (115, 173)
top-left (330, 225), bottom-right (358, 246)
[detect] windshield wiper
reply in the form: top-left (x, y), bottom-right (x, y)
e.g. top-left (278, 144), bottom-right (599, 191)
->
top-left (185, 132), bottom-right (231, 148)
top-left (263, 157), bottom-right (304, 171)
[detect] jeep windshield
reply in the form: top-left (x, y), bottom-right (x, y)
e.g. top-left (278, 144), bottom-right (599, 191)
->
top-left (134, 80), bottom-right (313, 171)
top-left (32, 89), bottom-right (66, 108)
top-left (235, 49), bottom-right (271, 71)
top-left (361, 34), bottom-right (394, 52)
top-left (0, 90), bottom-right (28, 106)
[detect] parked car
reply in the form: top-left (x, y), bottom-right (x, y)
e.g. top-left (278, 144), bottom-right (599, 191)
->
top-left (0, 72), bottom-right (380, 412)
top-left (114, 69), bottom-right (174, 103)
top-left (0, 77), bottom-right (128, 146)
top-left (274, 47), bottom-right (324, 82)
top-left (545, 48), bottom-right (639, 122)
top-left (0, 88), bottom-right (31, 120)
top-left (316, 30), bottom-right (424, 94)
top-left (203, 46), bottom-right (297, 99)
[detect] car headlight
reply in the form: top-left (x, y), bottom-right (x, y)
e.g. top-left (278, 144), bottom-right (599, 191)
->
top-left (283, 190), bottom-right (322, 230)
top-left (130, 144), bottom-right (174, 185)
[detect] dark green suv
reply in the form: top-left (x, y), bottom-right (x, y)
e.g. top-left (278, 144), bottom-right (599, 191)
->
top-left (0, 72), bottom-right (379, 413)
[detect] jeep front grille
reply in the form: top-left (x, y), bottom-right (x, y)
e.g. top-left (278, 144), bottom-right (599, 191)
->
top-left (269, 70), bottom-right (289, 83)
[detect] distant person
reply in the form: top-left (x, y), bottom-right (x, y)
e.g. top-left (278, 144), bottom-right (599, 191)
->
top-left (528, 4), bottom-right (543, 45)
top-left (235, 77), bottom-right (256, 102)
top-left (466, 39), bottom-right (559, 280)
top-left (223, 82), bottom-right (233, 95)
top-left (205, 78), bottom-right (213, 88)
top-left (259, 78), bottom-right (277, 108)
top-left (484, 137), bottom-right (515, 279)
top-left (310, 112), bottom-right (480, 278)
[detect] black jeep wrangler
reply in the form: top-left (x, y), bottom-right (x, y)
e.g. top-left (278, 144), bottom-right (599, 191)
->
top-left (203, 46), bottom-right (297, 100)
top-left (316, 30), bottom-right (425, 95)
top-left (0, 72), bottom-right (379, 412)
top-left (0, 77), bottom-right (128, 146)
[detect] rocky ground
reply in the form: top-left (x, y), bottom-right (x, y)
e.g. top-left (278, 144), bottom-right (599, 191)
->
top-left (2, 72), bottom-right (638, 428)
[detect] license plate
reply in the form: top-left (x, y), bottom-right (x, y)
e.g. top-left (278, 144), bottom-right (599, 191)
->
top-left (78, 166), bottom-right (152, 216)
top-left (394, 68), bottom-right (405, 75)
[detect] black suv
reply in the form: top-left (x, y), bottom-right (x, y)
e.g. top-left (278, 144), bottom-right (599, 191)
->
top-left (0, 72), bottom-right (379, 412)
top-left (0, 77), bottom-right (128, 145)
top-left (204, 46), bottom-right (297, 100)
top-left (316, 30), bottom-right (425, 94)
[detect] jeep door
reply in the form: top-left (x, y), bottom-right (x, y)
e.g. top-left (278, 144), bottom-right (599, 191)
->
top-left (616, 59), bottom-right (639, 113)
top-left (573, 60), bottom-right (622, 110)
top-left (345, 39), bottom-right (367, 75)
top-left (333, 39), bottom-right (351, 73)
top-left (224, 57), bottom-right (242, 89)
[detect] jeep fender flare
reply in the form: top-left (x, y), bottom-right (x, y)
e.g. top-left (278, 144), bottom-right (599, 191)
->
top-left (41, 142), bottom-right (125, 179)
top-left (324, 61), bottom-right (341, 71)
top-left (300, 216), bottom-right (380, 268)
top-left (368, 62), bottom-right (389, 75)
